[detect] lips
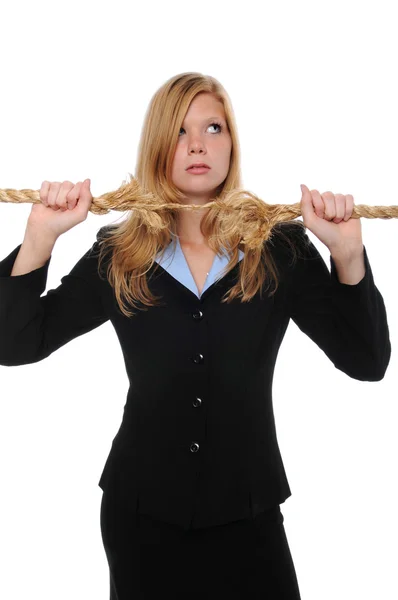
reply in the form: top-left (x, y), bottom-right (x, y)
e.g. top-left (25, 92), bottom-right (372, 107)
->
top-left (187, 166), bottom-right (211, 174)
top-left (186, 163), bottom-right (210, 170)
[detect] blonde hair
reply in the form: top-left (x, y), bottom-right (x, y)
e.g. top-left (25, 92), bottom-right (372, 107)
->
top-left (96, 72), bottom-right (306, 318)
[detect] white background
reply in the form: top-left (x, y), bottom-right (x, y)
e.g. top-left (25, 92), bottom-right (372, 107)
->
top-left (0, 1), bottom-right (397, 598)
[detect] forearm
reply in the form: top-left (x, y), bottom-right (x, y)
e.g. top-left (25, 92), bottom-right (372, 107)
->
top-left (330, 245), bottom-right (366, 285)
top-left (10, 230), bottom-right (57, 276)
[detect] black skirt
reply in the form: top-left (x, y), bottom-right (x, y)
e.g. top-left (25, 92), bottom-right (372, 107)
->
top-left (100, 482), bottom-right (302, 599)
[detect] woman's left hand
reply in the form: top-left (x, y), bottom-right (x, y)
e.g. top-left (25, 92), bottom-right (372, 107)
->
top-left (299, 183), bottom-right (363, 256)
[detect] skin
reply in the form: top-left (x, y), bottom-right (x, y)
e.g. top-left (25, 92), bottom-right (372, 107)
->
top-left (171, 92), bottom-right (232, 246)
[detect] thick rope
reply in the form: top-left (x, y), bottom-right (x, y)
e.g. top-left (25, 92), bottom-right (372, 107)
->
top-left (1, 176), bottom-right (396, 250)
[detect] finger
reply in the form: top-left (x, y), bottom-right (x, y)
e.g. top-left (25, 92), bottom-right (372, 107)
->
top-left (57, 181), bottom-right (75, 211)
top-left (40, 181), bottom-right (50, 206)
top-left (48, 182), bottom-right (62, 209)
top-left (320, 191), bottom-right (335, 221)
top-left (66, 181), bottom-right (83, 210)
top-left (310, 189), bottom-right (326, 219)
top-left (333, 193), bottom-right (346, 223)
top-left (344, 194), bottom-right (354, 221)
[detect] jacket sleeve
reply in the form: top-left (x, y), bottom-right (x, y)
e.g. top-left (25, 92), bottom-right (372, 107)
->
top-left (281, 225), bottom-right (391, 381)
top-left (0, 226), bottom-right (111, 367)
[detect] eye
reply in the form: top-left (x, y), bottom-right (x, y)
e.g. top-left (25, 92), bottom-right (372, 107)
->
top-left (179, 121), bottom-right (223, 136)
top-left (208, 122), bottom-right (222, 133)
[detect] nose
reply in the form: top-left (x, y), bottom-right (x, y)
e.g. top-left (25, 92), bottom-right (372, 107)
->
top-left (189, 143), bottom-right (205, 154)
top-left (188, 135), bottom-right (206, 154)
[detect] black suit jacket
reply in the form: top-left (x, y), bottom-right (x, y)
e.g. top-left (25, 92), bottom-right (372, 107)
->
top-left (0, 224), bottom-right (391, 530)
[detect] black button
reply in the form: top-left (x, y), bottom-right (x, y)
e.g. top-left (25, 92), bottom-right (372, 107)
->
top-left (192, 354), bottom-right (204, 364)
top-left (193, 397), bottom-right (202, 408)
top-left (190, 442), bottom-right (200, 453)
top-left (192, 310), bottom-right (204, 320)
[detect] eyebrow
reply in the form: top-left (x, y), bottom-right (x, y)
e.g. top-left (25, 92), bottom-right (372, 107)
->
top-left (182, 115), bottom-right (226, 124)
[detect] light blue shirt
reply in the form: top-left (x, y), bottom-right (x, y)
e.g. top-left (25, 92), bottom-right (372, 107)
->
top-left (154, 235), bottom-right (244, 299)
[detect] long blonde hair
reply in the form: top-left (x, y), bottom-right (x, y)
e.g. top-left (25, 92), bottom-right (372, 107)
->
top-left (96, 72), bottom-right (306, 318)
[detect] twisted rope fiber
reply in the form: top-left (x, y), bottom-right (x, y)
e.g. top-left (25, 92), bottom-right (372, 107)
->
top-left (1, 176), bottom-right (396, 251)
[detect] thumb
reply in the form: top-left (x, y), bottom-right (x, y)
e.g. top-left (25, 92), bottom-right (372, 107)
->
top-left (300, 183), bottom-right (314, 222)
top-left (81, 178), bottom-right (92, 199)
top-left (77, 179), bottom-right (93, 211)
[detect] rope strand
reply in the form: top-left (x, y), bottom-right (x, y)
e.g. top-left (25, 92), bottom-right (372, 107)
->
top-left (1, 176), bottom-right (396, 250)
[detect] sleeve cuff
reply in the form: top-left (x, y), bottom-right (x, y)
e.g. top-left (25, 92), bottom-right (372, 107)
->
top-left (0, 243), bottom-right (52, 295)
top-left (330, 245), bottom-right (373, 293)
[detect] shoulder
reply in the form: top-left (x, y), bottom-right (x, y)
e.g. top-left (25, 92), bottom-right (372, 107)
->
top-left (261, 221), bottom-right (319, 288)
top-left (95, 224), bottom-right (118, 243)
top-left (88, 224), bottom-right (119, 255)
top-left (265, 221), bottom-right (311, 261)
top-left (83, 225), bottom-right (118, 276)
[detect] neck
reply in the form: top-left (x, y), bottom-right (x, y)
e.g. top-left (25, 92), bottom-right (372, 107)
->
top-left (176, 204), bottom-right (210, 245)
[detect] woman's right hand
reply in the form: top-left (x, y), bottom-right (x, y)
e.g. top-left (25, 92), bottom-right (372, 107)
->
top-left (27, 179), bottom-right (93, 240)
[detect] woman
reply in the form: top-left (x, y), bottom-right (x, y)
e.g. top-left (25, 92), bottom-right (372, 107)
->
top-left (0, 72), bottom-right (390, 598)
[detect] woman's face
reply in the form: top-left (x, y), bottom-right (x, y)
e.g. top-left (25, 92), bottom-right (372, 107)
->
top-left (171, 92), bottom-right (232, 204)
